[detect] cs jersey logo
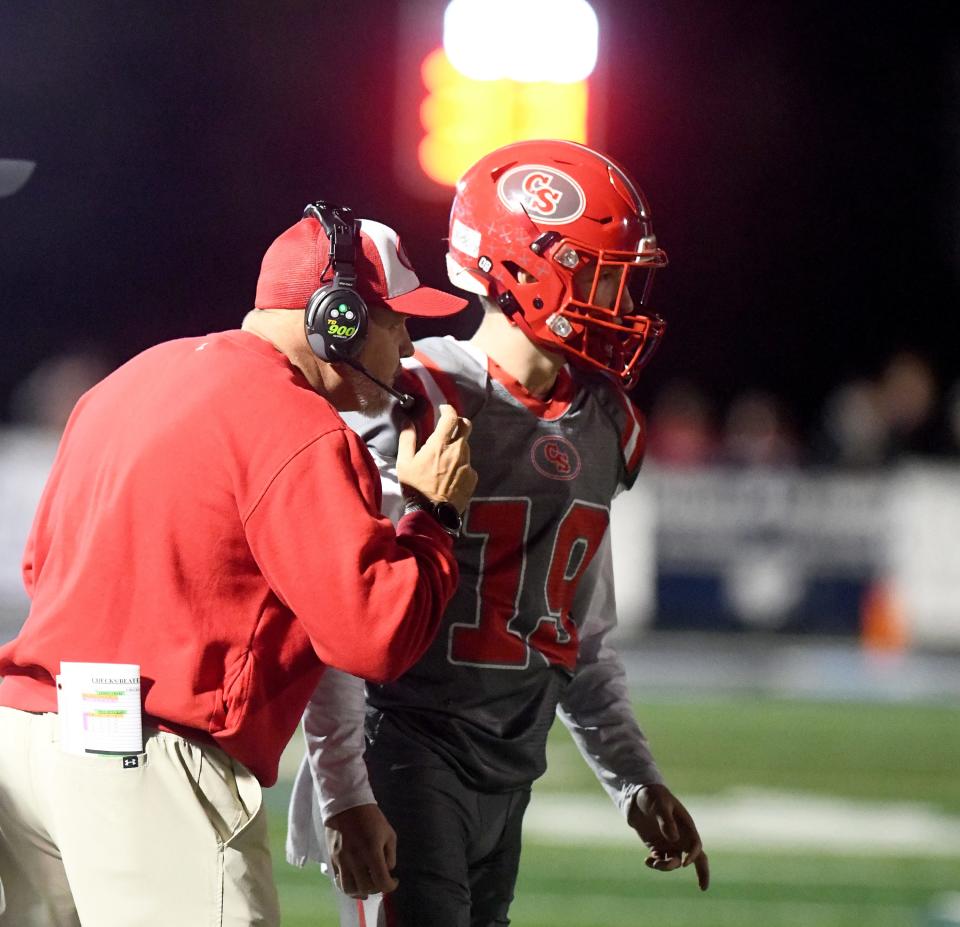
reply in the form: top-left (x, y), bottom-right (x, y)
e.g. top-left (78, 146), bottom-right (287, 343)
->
top-left (497, 165), bottom-right (586, 225)
top-left (531, 435), bottom-right (581, 481)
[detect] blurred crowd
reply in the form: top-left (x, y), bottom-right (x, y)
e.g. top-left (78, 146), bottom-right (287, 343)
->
top-left (643, 350), bottom-right (957, 469)
top-left (5, 347), bottom-right (959, 471)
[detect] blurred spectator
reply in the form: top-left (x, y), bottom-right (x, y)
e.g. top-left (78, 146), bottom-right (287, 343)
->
top-left (814, 351), bottom-right (949, 466)
top-left (816, 378), bottom-right (888, 468)
top-left (720, 389), bottom-right (799, 467)
top-left (645, 379), bottom-right (717, 467)
top-left (875, 350), bottom-right (942, 459)
top-left (8, 350), bottom-right (113, 432)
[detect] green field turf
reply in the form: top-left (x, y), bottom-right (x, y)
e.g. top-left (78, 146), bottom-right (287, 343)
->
top-left (266, 695), bottom-right (960, 926)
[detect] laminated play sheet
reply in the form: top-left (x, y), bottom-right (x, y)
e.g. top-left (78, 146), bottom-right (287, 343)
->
top-left (56, 662), bottom-right (143, 755)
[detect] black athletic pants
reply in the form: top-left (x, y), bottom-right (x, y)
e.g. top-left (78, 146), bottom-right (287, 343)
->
top-left (366, 727), bottom-right (530, 927)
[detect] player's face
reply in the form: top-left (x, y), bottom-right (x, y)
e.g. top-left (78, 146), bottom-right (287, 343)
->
top-left (571, 261), bottom-right (635, 314)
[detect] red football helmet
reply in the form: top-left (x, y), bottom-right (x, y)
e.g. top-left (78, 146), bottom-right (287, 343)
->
top-left (447, 139), bottom-right (667, 388)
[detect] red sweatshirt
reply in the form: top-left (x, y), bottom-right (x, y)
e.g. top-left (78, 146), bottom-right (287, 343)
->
top-left (0, 330), bottom-right (458, 785)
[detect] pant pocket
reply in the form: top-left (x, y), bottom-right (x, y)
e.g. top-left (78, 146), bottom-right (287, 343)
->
top-left (174, 737), bottom-right (253, 845)
top-left (223, 759), bottom-right (263, 848)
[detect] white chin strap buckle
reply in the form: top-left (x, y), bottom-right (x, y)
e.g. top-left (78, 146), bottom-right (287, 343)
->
top-left (546, 313), bottom-right (573, 339)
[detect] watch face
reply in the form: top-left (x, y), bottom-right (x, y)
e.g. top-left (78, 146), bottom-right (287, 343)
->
top-left (433, 502), bottom-right (463, 537)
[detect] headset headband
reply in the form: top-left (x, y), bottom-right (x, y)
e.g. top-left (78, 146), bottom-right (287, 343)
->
top-left (303, 201), bottom-right (359, 288)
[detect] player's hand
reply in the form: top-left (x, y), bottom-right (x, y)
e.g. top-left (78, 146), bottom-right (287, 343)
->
top-left (324, 803), bottom-right (399, 898)
top-left (397, 403), bottom-right (477, 513)
top-left (627, 783), bottom-right (710, 891)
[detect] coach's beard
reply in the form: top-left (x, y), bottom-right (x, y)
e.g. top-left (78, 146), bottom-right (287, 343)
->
top-left (339, 362), bottom-right (393, 417)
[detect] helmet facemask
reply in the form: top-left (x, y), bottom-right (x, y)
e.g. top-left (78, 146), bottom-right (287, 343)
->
top-left (504, 235), bottom-right (667, 389)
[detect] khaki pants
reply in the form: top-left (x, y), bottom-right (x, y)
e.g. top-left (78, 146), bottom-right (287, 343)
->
top-left (0, 707), bottom-right (279, 926)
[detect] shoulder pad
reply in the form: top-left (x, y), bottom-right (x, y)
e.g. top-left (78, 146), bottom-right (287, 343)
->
top-left (401, 338), bottom-right (488, 444)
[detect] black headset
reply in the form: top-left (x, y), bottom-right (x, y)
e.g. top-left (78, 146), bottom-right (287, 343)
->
top-left (303, 201), bottom-right (368, 361)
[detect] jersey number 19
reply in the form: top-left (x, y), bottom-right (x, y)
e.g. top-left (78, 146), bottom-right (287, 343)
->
top-left (448, 498), bottom-right (609, 671)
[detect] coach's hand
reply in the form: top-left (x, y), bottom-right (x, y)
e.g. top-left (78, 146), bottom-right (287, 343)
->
top-left (325, 803), bottom-right (399, 899)
top-left (397, 403), bottom-right (477, 513)
top-left (628, 783), bottom-right (710, 891)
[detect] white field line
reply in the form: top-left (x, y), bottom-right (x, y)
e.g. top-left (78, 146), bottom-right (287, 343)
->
top-left (523, 787), bottom-right (960, 857)
top-left (514, 892), bottom-right (915, 922)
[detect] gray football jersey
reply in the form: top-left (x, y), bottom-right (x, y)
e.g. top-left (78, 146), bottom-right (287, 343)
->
top-left (346, 337), bottom-right (646, 791)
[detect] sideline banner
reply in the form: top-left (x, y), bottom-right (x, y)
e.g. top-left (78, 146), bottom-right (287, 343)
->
top-left (889, 465), bottom-right (960, 646)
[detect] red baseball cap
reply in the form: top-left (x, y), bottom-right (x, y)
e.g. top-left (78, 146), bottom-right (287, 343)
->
top-left (255, 216), bottom-right (468, 317)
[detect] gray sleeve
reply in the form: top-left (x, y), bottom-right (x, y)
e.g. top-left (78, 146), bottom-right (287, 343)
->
top-left (557, 531), bottom-right (663, 818)
top-left (286, 667), bottom-right (371, 871)
top-left (301, 667), bottom-right (374, 822)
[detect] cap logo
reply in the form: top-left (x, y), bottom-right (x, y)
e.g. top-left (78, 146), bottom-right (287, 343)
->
top-left (531, 435), bottom-right (581, 481)
top-left (497, 165), bottom-right (586, 225)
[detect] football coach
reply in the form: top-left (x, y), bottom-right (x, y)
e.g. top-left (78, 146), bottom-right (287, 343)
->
top-left (0, 202), bottom-right (477, 926)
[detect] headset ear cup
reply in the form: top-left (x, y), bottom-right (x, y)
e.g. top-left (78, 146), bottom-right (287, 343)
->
top-left (305, 286), bottom-right (368, 361)
top-left (305, 286), bottom-right (334, 361)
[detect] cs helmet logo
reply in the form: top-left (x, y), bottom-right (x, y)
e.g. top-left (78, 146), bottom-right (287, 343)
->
top-left (497, 165), bottom-right (586, 225)
top-left (530, 435), bottom-right (581, 481)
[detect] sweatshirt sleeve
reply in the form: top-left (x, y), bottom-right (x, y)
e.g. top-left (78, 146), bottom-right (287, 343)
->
top-left (557, 531), bottom-right (663, 818)
top-left (243, 426), bottom-right (458, 682)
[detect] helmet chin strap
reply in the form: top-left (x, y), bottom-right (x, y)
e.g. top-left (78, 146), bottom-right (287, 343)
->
top-left (496, 290), bottom-right (541, 341)
top-left (447, 250), bottom-right (577, 364)
top-left (495, 290), bottom-right (573, 369)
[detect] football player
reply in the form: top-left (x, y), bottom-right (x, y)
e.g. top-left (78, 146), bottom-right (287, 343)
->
top-left (287, 140), bottom-right (709, 926)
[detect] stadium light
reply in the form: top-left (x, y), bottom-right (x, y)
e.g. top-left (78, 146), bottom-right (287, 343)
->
top-left (399, 0), bottom-right (600, 192)
top-left (442, 0), bottom-right (598, 83)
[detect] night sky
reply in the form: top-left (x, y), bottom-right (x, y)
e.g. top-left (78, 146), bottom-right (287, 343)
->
top-left (1, 1), bottom-right (957, 432)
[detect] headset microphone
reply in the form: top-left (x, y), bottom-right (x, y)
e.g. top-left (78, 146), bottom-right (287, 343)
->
top-left (329, 345), bottom-right (417, 411)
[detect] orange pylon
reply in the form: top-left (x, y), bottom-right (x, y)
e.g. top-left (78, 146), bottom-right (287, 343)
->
top-left (860, 580), bottom-right (909, 652)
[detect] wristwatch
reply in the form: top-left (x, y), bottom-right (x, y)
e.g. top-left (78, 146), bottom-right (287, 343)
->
top-left (403, 496), bottom-right (463, 538)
